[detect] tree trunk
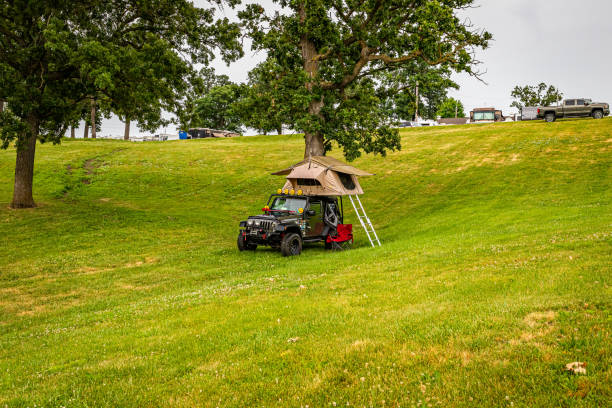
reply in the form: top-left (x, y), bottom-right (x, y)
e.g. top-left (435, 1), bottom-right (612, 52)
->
top-left (90, 99), bottom-right (97, 139)
top-left (414, 81), bottom-right (419, 121)
top-left (304, 129), bottom-right (325, 157)
top-left (123, 117), bottom-right (130, 140)
top-left (0, 100), bottom-right (4, 113)
top-left (11, 116), bottom-right (38, 208)
top-left (304, 96), bottom-right (325, 157)
top-left (277, 126), bottom-right (283, 135)
top-left (83, 123), bottom-right (89, 139)
top-left (300, 4), bottom-right (326, 158)
top-left (70, 126), bottom-right (75, 138)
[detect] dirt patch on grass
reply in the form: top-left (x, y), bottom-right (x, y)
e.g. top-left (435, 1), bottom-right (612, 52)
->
top-left (125, 257), bottom-right (159, 268)
top-left (79, 148), bottom-right (127, 184)
top-left (524, 311), bottom-right (556, 327)
top-left (16, 303), bottom-right (51, 316)
top-left (74, 265), bottom-right (111, 275)
top-left (74, 257), bottom-right (159, 274)
top-left (508, 310), bottom-right (557, 347)
top-left (0, 287), bottom-right (21, 295)
top-left (83, 158), bottom-right (104, 175)
top-left (117, 283), bottom-right (156, 291)
top-left (568, 378), bottom-right (594, 398)
top-left (459, 350), bottom-right (473, 366)
top-left (1, 289), bottom-right (85, 317)
top-left (95, 355), bottom-right (146, 370)
top-left (347, 339), bottom-right (373, 352)
top-left (196, 360), bottom-right (221, 372)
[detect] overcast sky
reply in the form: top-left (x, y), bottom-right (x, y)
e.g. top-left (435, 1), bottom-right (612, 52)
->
top-left (447, 0), bottom-right (612, 115)
top-left (88, 0), bottom-right (612, 137)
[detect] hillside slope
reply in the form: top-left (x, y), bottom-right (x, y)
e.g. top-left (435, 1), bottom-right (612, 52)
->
top-left (0, 119), bottom-right (610, 407)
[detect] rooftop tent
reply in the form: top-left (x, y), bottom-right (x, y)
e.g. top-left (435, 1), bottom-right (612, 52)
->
top-left (271, 156), bottom-right (374, 196)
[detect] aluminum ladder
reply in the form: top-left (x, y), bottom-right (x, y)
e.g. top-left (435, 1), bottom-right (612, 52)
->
top-left (348, 195), bottom-right (381, 247)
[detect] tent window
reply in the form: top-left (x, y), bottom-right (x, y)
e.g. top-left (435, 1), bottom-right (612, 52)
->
top-left (297, 178), bottom-right (321, 186)
top-left (337, 172), bottom-right (355, 190)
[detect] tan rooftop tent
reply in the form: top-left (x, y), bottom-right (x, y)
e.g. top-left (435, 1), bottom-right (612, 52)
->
top-left (271, 156), bottom-right (374, 196)
top-left (272, 156), bottom-right (381, 247)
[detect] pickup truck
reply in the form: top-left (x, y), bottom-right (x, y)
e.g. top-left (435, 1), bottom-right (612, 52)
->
top-left (537, 99), bottom-right (610, 122)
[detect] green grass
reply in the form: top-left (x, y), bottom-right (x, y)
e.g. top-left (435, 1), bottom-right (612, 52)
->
top-left (0, 118), bottom-right (610, 407)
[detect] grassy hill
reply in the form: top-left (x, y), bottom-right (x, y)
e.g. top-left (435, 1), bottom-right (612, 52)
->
top-left (0, 119), bottom-right (610, 407)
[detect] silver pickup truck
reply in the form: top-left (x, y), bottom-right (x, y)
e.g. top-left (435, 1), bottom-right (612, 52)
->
top-left (537, 99), bottom-right (610, 122)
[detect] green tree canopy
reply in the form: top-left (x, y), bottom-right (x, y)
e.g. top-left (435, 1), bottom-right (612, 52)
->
top-left (510, 83), bottom-right (563, 112)
top-left (175, 67), bottom-right (233, 132)
top-left (436, 97), bottom-right (465, 118)
top-left (234, 59), bottom-right (288, 135)
top-left (192, 84), bottom-right (244, 133)
top-left (241, 0), bottom-right (491, 160)
top-left (0, 0), bottom-right (242, 208)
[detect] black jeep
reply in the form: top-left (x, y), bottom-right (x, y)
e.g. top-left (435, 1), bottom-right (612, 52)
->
top-left (238, 193), bottom-right (343, 256)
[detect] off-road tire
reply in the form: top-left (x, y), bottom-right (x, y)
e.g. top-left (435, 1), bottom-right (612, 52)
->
top-left (281, 233), bottom-right (302, 257)
top-left (237, 233), bottom-right (257, 251)
top-left (544, 113), bottom-right (556, 123)
top-left (592, 110), bottom-right (604, 119)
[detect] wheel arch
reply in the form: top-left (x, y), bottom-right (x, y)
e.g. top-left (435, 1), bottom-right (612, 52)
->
top-left (284, 225), bottom-right (302, 236)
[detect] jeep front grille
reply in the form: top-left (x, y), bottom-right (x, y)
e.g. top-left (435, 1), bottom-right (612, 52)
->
top-left (257, 220), bottom-right (275, 231)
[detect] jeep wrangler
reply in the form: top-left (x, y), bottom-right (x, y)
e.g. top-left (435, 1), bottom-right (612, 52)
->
top-left (238, 192), bottom-right (345, 256)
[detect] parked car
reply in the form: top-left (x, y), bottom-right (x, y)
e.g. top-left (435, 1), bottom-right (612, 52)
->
top-left (537, 99), bottom-right (610, 122)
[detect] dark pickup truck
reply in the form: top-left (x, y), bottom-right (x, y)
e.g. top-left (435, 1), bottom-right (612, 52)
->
top-left (537, 99), bottom-right (610, 122)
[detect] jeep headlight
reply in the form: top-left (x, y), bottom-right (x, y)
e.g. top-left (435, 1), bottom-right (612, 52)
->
top-left (247, 220), bottom-right (253, 226)
top-left (254, 220), bottom-right (261, 226)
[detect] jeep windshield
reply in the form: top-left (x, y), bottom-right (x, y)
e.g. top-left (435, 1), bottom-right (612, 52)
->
top-left (269, 197), bottom-right (306, 213)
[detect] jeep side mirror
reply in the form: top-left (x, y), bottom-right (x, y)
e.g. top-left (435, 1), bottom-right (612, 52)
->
top-left (306, 210), bottom-right (316, 216)
top-left (584, 101), bottom-right (590, 105)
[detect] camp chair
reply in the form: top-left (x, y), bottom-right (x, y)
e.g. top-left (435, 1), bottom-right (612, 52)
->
top-left (326, 224), bottom-right (353, 250)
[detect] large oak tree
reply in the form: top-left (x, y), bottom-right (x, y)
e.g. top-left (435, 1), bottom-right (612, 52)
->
top-left (0, 0), bottom-right (241, 208)
top-left (241, 0), bottom-right (491, 160)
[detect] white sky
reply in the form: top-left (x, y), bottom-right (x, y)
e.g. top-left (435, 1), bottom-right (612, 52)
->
top-left (84, 0), bottom-right (612, 137)
top-left (448, 0), bottom-right (612, 115)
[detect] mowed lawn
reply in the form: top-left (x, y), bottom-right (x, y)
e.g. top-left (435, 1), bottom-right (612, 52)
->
top-left (0, 119), bottom-right (610, 407)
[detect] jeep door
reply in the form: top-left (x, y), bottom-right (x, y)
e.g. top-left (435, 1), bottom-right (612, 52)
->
top-left (306, 199), bottom-right (324, 237)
